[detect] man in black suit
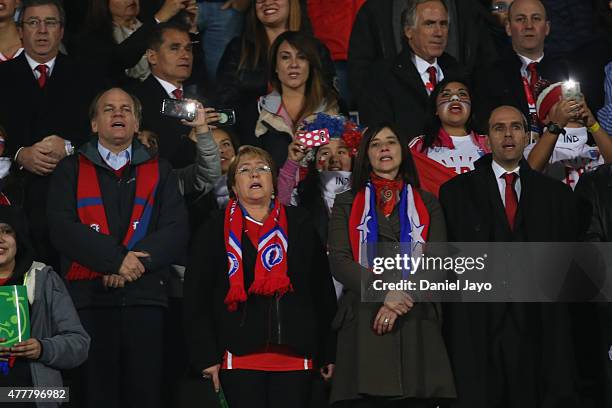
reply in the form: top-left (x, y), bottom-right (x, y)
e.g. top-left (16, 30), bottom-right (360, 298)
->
top-left (131, 22), bottom-right (205, 169)
top-left (474, 0), bottom-right (570, 132)
top-left (439, 105), bottom-right (580, 407)
top-left (0, 0), bottom-right (103, 265)
top-left (348, 0), bottom-right (495, 109)
top-left (358, 0), bottom-right (464, 139)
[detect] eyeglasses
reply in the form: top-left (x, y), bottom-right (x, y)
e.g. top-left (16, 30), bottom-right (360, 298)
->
top-left (22, 18), bottom-right (62, 29)
top-left (236, 165), bottom-right (272, 176)
top-left (490, 3), bottom-right (509, 12)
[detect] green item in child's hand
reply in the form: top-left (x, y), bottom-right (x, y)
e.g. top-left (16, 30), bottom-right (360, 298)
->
top-left (218, 385), bottom-right (230, 408)
top-left (0, 285), bottom-right (30, 347)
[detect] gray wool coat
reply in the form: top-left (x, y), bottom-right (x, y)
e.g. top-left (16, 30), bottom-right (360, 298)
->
top-left (328, 189), bottom-right (456, 403)
top-left (25, 262), bottom-right (90, 408)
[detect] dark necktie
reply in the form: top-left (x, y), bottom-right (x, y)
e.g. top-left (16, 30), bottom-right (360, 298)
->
top-left (502, 173), bottom-right (518, 231)
top-left (527, 62), bottom-right (538, 92)
top-left (427, 66), bottom-right (437, 89)
top-left (172, 88), bottom-right (183, 99)
top-left (35, 64), bottom-right (48, 88)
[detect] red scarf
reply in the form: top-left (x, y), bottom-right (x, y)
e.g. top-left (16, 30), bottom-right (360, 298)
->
top-left (370, 173), bottom-right (404, 217)
top-left (349, 180), bottom-right (430, 268)
top-left (224, 199), bottom-right (292, 312)
top-left (66, 155), bottom-right (159, 280)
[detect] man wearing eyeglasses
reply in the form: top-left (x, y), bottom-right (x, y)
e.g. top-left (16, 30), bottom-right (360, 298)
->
top-left (0, 0), bottom-right (104, 268)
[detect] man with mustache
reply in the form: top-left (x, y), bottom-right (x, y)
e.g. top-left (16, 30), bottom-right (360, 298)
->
top-left (358, 0), bottom-right (464, 140)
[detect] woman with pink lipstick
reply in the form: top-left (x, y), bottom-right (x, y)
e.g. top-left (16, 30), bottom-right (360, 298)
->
top-left (328, 124), bottom-right (455, 407)
top-left (255, 31), bottom-right (338, 167)
top-left (185, 145), bottom-right (337, 408)
top-left (216, 0), bottom-right (335, 147)
top-left (0, 0), bottom-right (23, 62)
top-left (410, 78), bottom-right (490, 175)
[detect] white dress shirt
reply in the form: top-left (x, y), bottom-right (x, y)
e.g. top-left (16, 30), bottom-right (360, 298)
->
top-left (413, 54), bottom-right (444, 93)
top-left (491, 159), bottom-right (521, 207)
top-left (98, 142), bottom-right (132, 171)
top-left (153, 75), bottom-right (183, 99)
top-left (25, 53), bottom-right (56, 80)
top-left (517, 53), bottom-right (544, 82)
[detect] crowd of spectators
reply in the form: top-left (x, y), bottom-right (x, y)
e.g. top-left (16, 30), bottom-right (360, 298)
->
top-left (0, 0), bottom-right (611, 407)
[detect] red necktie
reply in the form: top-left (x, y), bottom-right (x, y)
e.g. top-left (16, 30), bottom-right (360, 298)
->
top-left (502, 173), bottom-right (518, 231)
top-left (527, 62), bottom-right (538, 92)
top-left (427, 65), bottom-right (438, 90)
top-left (427, 66), bottom-right (437, 90)
top-left (172, 88), bottom-right (183, 99)
top-left (35, 64), bottom-right (48, 88)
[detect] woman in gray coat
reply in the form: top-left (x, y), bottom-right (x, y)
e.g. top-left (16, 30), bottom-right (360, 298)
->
top-left (0, 206), bottom-right (90, 408)
top-left (328, 124), bottom-right (456, 407)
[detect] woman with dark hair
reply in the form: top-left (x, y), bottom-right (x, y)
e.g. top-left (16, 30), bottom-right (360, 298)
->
top-left (328, 124), bottom-right (456, 407)
top-left (184, 145), bottom-right (337, 408)
top-left (73, 0), bottom-right (197, 85)
top-left (410, 77), bottom-right (489, 175)
top-left (216, 0), bottom-right (334, 146)
top-left (256, 31), bottom-right (339, 166)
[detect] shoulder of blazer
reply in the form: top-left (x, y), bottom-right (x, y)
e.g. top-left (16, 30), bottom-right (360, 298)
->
top-left (133, 75), bottom-right (166, 99)
top-left (523, 166), bottom-right (573, 198)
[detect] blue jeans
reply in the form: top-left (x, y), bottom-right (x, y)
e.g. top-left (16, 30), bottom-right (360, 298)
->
top-left (197, 1), bottom-right (245, 82)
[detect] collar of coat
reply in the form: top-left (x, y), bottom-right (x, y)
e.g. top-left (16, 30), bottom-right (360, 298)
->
top-left (474, 153), bottom-right (533, 178)
top-left (255, 90), bottom-right (338, 138)
top-left (78, 137), bottom-right (153, 169)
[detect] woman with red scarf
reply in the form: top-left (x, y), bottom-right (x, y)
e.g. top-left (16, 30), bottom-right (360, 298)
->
top-left (409, 77), bottom-right (490, 196)
top-left (184, 145), bottom-right (337, 408)
top-left (328, 125), bottom-right (456, 407)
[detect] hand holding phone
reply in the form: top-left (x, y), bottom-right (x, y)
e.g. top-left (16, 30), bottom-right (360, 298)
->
top-left (208, 109), bottom-right (236, 127)
top-left (561, 80), bottom-right (583, 102)
top-left (161, 99), bottom-right (197, 121)
top-left (295, 129), bottom-right (330, 148)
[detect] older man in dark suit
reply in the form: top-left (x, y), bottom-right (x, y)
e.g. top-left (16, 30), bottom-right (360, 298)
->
top-left (439, 105), bottom-right (581, 407)
top-left (0, 0), bottom-right (103, 266)
top-left (358, 0), bottom-right (464, 139)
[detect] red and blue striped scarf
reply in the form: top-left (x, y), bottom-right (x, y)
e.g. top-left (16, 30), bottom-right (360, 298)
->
top-left (66, 154), bottom-right (159, 280)
top-left (224, 199), bottom-right (292, 312)
top-left (349, 181), bottom-right (430, 273)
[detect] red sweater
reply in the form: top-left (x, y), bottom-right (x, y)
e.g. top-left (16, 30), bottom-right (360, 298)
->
top-left (307, 0), bottom-right (366, 61)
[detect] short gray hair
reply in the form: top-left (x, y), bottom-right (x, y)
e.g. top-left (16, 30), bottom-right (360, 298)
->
top-left (18, 0), bottom-right (66, 26)
top-left (401, 0), bottom-right (447, 29)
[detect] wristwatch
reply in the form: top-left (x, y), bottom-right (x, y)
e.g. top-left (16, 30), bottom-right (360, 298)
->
top-left (64, 140), bottom-right (75, 156)
top-left (546, 122), bottom-right (566, 136)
